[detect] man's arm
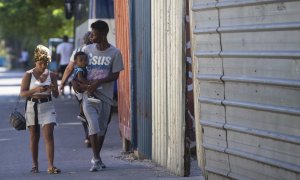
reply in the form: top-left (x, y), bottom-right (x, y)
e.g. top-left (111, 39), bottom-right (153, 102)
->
top-left (59, 61), bottom-right (75, 91)
top-left (73, 72), bottom-right (120, 94)
top-left (87, 72), bottom-right (120, 93)
top-left (97, 72), bottom-right (120, 85)
top-left (56, 45), bottom-right (61, 71)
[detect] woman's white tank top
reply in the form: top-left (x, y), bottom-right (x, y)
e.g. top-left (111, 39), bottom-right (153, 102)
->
top-left (29, 71), bottom-right (51, 95)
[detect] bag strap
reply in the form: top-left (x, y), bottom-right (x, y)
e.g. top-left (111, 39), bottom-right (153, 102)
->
top-left (15, 72), bottom-right (32, 110)
top-left (13, 95), bottom-right (21, 111)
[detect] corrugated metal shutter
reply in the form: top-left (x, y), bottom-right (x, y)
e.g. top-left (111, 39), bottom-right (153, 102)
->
top-left (191, 0), bottom-right (300, 179)
top-left (152, 0), bottom-right (186, 176)
top-left (130, 0), bottom-right (152, 159)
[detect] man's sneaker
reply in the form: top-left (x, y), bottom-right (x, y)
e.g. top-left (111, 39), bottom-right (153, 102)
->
top-left (89, 163), bottom-right (102, 172)
top-left (89, 158), bottom-right (102, 172)
top-left (99, 159), bottom-right (106, 168)
top-left (87, 96), bottom-right (101, 103)
top-left (77, 113), bottom-right (87, 122)
top-left (91, 158), bottom-right (106, 168)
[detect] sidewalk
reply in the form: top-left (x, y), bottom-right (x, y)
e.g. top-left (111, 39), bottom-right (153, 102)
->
top-left (0, 68), bottom-right (202, 179)
top-left (1, 97), bottom-right (202, 180)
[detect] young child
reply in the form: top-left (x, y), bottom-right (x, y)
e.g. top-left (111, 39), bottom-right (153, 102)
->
top-left (73, 51), bottom-right (101, 136)
top-left (73, 51), bottom-right (101, 104)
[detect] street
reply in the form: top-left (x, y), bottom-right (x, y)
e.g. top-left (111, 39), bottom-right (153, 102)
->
top-left (0, 68), bottom-right (201, 180)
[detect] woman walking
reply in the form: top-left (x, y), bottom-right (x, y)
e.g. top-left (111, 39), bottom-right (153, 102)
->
top-left (20, 45), bottom-right (60, 174)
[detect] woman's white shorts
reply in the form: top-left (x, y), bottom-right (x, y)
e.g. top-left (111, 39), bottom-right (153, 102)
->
top-left (25, 100), bottom-right (57, 127)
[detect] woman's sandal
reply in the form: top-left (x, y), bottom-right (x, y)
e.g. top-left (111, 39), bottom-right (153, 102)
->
top-left (30, 166), bottom-right (39, 173)
top-left (47, 167), bottom-right (61, 174)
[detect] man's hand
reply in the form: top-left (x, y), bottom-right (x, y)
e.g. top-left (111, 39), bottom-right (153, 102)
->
top-left (87, 80), bottom-right (99, 94)
top-left (59, 81), bottom-right (65, 92)
top-left (71, 80), bottom-right (86, 93)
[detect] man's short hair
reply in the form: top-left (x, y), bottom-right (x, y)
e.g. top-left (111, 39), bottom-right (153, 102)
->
top-left (91, 20), bottom-right (109, 36)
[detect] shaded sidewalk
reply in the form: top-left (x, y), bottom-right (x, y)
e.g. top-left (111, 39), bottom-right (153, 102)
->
top-left (0, 68), bottom-right (202, 179)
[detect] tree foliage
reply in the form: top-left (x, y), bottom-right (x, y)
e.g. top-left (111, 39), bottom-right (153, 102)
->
top-left (0, 0), bottom-right (73, 54)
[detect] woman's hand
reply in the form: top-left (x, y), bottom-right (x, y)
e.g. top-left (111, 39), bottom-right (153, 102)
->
top-left (34, 86), bottom-right (48, 93)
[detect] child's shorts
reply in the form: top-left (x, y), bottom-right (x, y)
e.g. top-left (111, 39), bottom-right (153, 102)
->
top-left (75, 92), bottom-right (83, 101)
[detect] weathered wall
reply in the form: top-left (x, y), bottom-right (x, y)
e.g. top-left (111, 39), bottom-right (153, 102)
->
top-left (152, 0), bottom-right (186, 176)
top-left (190, 0), bottom-right (300, 179)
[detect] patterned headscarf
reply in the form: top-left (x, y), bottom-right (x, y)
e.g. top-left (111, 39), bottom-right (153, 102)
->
top-left (34, 44), bottom-right (51, 62)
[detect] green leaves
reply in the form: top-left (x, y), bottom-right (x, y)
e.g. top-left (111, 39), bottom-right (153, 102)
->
top-left (0, 0), bottom-right (73, 51)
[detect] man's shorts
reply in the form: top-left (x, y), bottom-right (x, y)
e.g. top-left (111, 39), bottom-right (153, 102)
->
top-left (25, 100), bottom-right (57, 127)
top-left (82, 93), bottom-right (111, 136)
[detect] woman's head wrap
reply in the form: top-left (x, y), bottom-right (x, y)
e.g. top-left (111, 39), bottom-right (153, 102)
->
top-left (34, 45), bottom-right (51, 62)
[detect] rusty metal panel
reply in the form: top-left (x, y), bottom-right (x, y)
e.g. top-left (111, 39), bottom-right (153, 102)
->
top-left (191, 0), bottom-right (300, 179)
top-left (114, 0), bottom-right (131, 141)
top-left (152, 0), bottom-right (185, 176)
top-left (130, 0), bottom-right (152, 159)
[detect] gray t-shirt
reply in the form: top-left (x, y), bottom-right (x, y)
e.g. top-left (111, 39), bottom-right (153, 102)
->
top-left (84, 44), bottom-right (124, 104)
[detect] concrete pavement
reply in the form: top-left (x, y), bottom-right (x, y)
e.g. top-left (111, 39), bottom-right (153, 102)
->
top-left (0, 68), bottom-right (202, 180)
